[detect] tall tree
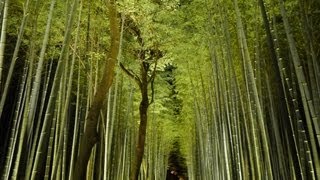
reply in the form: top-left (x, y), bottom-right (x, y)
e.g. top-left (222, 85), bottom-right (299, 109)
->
top-left (120, 15), bottom-right (162, 179)
top-left (72, 0), bottom-right (120, 179)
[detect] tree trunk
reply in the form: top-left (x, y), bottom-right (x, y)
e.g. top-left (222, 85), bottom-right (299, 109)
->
top-left (130, 62), bottom-right (149, 180)
top-left (72, 0), bottom-right (120, 179)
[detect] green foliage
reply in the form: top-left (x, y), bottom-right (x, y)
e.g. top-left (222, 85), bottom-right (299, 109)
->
top-left (2, 0), bottom-right (320, 178)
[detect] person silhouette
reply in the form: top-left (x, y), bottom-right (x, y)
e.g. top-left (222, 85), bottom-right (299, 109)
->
top-left (166, 168), bottom-right (179, 180)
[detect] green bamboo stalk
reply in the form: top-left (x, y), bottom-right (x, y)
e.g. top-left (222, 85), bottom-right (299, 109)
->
top-left (2, 65), bottom-right (28, 180)
top-left (27, 0), bottom-right (56, 146)
top-left (25, 59), bottom-right (54, 179)
top-left (44, 94), bottom-right (59, 180)
top-left (68, 2), bottom-right (82, 179)
top-left (298, 0), bottom-right (320, 119)
top-left (233, 0), bottom-right (273, 178)
top-left (51, 1), bottom-right (81, 179)
top-left (6, 0), bottom-right (33, 178)
top-left (0, 0), bottom-right (9, 88)
top-left (278, 0), bottom-right (320, 177)
top-left (30, 0), bottom-right (78, 178)
top-left (103, 89), bottom-right (112, 180)
top-left (271, 13), bottom-right (305, 178)
top-left (0, 0), bottom-right (30, 117)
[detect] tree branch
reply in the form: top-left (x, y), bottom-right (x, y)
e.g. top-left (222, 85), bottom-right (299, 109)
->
top-left (124, 15), bottom-right (144, 46)
top-left (120, 62), bottom-right (142, 87)
top-left (149, 76), bottom-right (155, 105)
top-left (148, 59), bottom-right (158, 83)
top-left (148, 59), bottom-right (158, 105)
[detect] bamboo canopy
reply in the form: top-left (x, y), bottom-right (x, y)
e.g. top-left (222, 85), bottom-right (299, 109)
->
top-left (0, 0), bottom-right (319, 179)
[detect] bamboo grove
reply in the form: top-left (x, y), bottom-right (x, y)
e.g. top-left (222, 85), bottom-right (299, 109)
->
top-left (0, 0), bottom-right (319, 179)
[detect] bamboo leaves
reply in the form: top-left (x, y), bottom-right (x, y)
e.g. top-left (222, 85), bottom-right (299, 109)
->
top-left (1, 0), bottom-right (320, 179)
